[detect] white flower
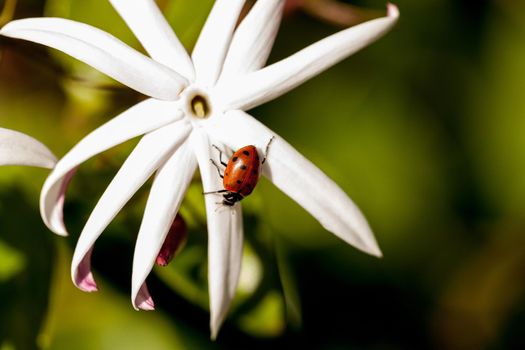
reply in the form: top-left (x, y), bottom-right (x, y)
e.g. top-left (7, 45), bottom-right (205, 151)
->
top-left (0, 128), bottom-right (56, 168)
top-left (1, 0), bottom-right (398, 338)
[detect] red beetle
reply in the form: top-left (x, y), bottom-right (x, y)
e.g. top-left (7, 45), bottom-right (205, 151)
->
top-left (206, 137), bottom-right (274, 206)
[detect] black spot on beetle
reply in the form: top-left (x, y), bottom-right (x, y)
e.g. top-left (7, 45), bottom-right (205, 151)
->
top-left (236, 180), bottom-right (242, 184)
top-left (252, 170), bottom-right (258, 175)
top-left (240, 165), bottom-right (247, 170)
top-left (242, 150), bottom-right (250, 156)
top-left (232, 156), bottom-right (238, 162)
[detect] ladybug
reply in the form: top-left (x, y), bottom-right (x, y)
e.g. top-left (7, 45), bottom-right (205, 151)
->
top-left (205, 137), bottom-right (274, 206)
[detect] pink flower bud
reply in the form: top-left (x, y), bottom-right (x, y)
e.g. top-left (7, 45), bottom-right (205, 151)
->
top-left (156, 214), bottom-right (187, 266)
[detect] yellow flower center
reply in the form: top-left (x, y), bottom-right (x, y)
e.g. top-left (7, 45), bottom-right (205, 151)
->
top-left (190, 95), bottom-right (210, 119)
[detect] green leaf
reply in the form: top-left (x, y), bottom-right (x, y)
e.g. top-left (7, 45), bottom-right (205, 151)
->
top-left (0, 240), bottom-right (25, 282)
top-left (0, 187), bottom-right (54, 349)
top-left (154, 245), bottom-right (209, 311)
top-left (275, 240), bottom-right (302, 329)
top-left (237, 290), bottom-right (286, 338)
top-left (163, 0), bottom-right (214, 50)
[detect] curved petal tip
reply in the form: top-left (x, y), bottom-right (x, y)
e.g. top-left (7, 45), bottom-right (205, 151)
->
top-left (138, 297), bottom-right (155, 311)
top-left (387, 3), bottom-right (400, 18)
top-left (0, 127), bottom-right (57, 168)
top-left (368, 240), bottom-right (383, 258)
top-left (134, 284), bottom-right (155, 311)
top-left (49, 213), bottom-right (68, 236)
top-left (210, 325), bottom-right (219, 341)
top-left (73, 248), bottom-right (98, 292)
top-left (76, 271), bottom-right (98, 292)
top-left (41, 167), bottom-right (77, 236)
top-left (51, 173), bottom-right (75, 236)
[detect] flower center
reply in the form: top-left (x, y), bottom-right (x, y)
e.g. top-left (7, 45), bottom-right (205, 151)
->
top-left (190, 94), bottom-right (210, 119)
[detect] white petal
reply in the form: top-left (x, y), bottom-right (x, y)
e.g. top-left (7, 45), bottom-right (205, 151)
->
top-left (0, 128), bottom-right (56, 168)
top-left (109, 0), bottom-right (195, 80)
top-left (136, 284), bottom-right (155, 310)
top-left (219, 0), bottom-right (284, 81)
top-left (40, 98), bottom-right (183, 236)
top-left (131, 141), bottom-right (197, 310)
top-left (190, 129), bottom-right (244, 339)
top-left (71, 121), bottom-right (191, 292)
top-left (207, 110), bottom-right (381, 257)
top-left (1, 18), bottom-right (187, 99)
top-left (213, 4), bottom-right (399, 110)
top-left (75, 247), bottom-right (97, 292)
top-left (191, 0), bottom-right (245, 86)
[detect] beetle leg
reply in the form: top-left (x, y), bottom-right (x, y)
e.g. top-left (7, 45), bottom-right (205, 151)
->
top-left (209, 159), bottom-right (224, 178)
top-left (212, 145), bottom-right (228, 167)
top-left (261, 136), bottom-right (275, 164)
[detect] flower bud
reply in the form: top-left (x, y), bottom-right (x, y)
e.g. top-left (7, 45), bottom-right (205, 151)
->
top-left (156, 214), bottom-right (187, 266)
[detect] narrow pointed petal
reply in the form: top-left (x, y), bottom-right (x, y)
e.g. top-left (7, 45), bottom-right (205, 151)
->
top-left (191, 0), bottom-right (245, 85)
top-left (207, 110), bottom-right (381, 257)
top-left (219, 0), bottom-right (285, 81)
top-left (0, 128), bottom-right (56, 168)
top-left (71, 121), bottom-right (191, 292)
top-left (109, 0), bottom-right (195, 80)
top-left (40, 98), bottom-right (182, 236)
top-left (0, 18), bottom-right (187, 99)
top-left (190, 130), bottom-right (244, 339)
top-left (214, 4), bottom-right (399, 110)
top-left (131, 141), bottom-right (196, 310)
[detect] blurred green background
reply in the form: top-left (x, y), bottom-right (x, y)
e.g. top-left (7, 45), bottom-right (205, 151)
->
top-left (1, 0), bottom-right (525, 349)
